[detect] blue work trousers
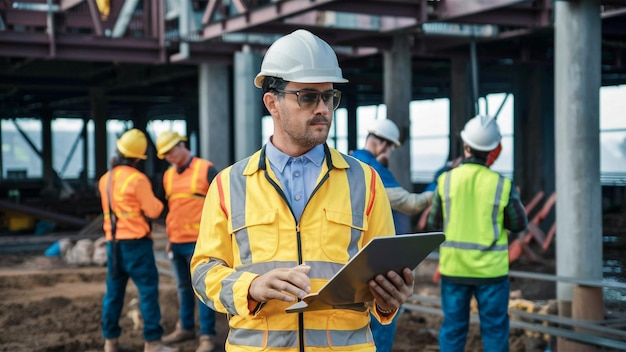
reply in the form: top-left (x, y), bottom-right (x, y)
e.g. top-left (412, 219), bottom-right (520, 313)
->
top-left (439, 278), bottom-right (510, 352)
top-left (170, 242), bottom-right (216, 336)
top-left (369, 306), bottom-right (402, 352)
top-left (102, 238), bottom-right (164, 342)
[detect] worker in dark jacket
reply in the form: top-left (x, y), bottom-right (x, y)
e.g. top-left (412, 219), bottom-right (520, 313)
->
top-left (428, 115), bottom-right (528, 352)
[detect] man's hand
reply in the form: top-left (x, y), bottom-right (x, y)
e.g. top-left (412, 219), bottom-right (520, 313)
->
top-left (368, 267), bottom-right (415, 312)
top-left (249, 264), bottom-right (311, 303)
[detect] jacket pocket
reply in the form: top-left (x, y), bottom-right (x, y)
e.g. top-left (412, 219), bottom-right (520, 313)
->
top-left (326, 309), bottom-right (374, 350)
top-left (320, 209), bottom-right (367, 262)
top-left (231, 209), bottom-right (278, 263)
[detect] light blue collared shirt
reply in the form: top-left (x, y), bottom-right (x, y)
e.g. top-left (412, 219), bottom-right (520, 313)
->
top-left (265, 140), bottom-right (325, 223)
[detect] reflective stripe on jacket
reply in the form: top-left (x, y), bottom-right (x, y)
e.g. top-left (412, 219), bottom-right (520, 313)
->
top-left (164, 157), bottom-right (213, 243)
top-left (98, 165), bottom-right (163, 241)
top-left (437, 163), bottom-right (511, 278)
top-left (191, 144), bottom-right (395, 352)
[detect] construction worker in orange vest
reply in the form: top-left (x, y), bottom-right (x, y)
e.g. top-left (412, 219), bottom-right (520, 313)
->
top-left (98, 128), bottom-right (176, 352)
top-left (156, 131), bottom-right (220, 352)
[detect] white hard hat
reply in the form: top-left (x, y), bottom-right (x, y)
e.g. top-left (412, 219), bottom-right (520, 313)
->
top-left (254, 29), bottom-right (349, 88)
top-left (367, 119), bottom-right (401, 147)
top-left (460, 114), bottom-right (502, 151)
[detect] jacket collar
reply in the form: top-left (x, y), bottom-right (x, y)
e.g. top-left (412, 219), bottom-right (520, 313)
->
top-left (242, 143), bottom-right (349, 176)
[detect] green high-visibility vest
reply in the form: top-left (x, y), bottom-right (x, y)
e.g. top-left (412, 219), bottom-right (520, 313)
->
top-left (437, 163), bottom-right (511, 278)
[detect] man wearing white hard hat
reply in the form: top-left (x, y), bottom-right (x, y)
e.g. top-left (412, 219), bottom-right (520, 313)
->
top-left (427, 115), bottom-right (528, 352)
top-left (351, 118), bottom-right (434, 351)
top-left (354, 119), bottom-right (434, 217)
top-left (190, 29), bottom-right (415, 351)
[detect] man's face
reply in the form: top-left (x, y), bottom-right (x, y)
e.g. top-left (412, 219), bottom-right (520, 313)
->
top-left (373, 136), bottom-right (395, 159)
top-left (265, 82), bottom-right (335, 155)
top-left (163, 143), bottom-right (186, 167)
top-left (377, 141), bottom-right (394, 160)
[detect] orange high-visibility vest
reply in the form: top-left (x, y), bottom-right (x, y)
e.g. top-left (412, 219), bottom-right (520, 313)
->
top-left (163, 157), bottom-right (213, 243)
top-left (98, 165), bottom-right (163, 240)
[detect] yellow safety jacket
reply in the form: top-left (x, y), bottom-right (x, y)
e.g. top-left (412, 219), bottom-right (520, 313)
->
top-left (163, 157), bottom-right (213, 243)
top-left (437, 163), bottom-right (511, 279)
top-left (98, 165), bottom-right (164, 241)
top-left (191, 144), bottom-right (395, 352)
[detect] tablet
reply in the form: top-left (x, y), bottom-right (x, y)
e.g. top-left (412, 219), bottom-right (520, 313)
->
top-left (285, 232), bottom-right (444, 313)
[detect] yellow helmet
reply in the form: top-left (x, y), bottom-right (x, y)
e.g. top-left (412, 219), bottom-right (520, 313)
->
top-left (156, 131), bottom-right (187, 159)
top-left (116, 129), bottom-right (147, 160)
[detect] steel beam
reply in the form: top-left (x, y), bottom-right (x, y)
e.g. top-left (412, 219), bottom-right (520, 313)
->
top-left (231, 0), bottom-right (249, 14)
top-left (112, 0), bottom-right (141, 38)
top-left (60, 0), bottom-right (85, 11)
top-left (11, 2), bottom-right (60, 12)
top-left (0, 199), bottom-right (89, 227)
top-left (406, 294), bottom-right (626, 350)
top-left (0, 32), bottom-right (164, 63)
top-left (86, 0), bottom-right (104, 36)
top-left (322, 0), bottom-right (425, 19)
top-left (438, 8), bottom-right (551, 27)
top-left (602, 8), bottom-right (626, 19)
top-left (202, 0), bottom-right (338, 40)
top-left (201, 0), bottom-right (221, 25)
top-left (435, 0), bottom-right (530, 21)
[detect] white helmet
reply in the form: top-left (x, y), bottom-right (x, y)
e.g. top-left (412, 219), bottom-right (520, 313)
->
top-left (460, 114), bottom-right (502, 151)
top-left (367, 119), bottom-right (401, 147)
top-left (254, 29), bottom-right (348, 88)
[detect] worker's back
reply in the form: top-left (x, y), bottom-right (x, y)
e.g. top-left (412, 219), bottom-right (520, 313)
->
top-left (436, 162), bottom-right (511, 279)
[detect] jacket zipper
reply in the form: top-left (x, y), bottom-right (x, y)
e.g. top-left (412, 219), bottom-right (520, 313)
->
top-left (261, 144), bottom-right (334, 352)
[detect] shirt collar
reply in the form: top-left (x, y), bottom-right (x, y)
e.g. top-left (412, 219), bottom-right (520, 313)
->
top-left (176, 156), bottom-right (194, 173)
top-left (265, 138), bottom-right (325, 173)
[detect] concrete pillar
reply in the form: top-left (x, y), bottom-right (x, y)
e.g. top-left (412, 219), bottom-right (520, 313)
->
top-left (384, 33), bottom-right (412, 190)
top-left (234, 46), bottom-right (262, 163)
top-left (449, 58), bottom-right (471, 160)
top-left (91, 89), bottom-right (108, 178)
top-left (199, 63), bottom-right (232, 169)
top-left (554, 1), bottom-right (603, 351)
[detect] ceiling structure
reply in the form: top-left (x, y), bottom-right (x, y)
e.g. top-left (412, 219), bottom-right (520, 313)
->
top-left (0, 0), bottom-right (625, 120)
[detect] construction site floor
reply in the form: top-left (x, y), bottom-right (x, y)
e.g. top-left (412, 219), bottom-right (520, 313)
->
top-left (0, 253), bottom-right (560, 352)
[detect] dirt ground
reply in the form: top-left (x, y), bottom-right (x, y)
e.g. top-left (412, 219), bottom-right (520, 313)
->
top-left (0, 248), bottom-right (553, 352)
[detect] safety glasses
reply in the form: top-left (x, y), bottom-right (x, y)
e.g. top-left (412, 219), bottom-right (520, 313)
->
top-left (275, 89), bottom-right (342, 111)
